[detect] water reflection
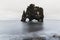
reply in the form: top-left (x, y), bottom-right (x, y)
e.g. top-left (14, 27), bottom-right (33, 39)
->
top-left (27, 22), bottom-right (44, 32)
top-left (21, 21), bottom-right (44, 34)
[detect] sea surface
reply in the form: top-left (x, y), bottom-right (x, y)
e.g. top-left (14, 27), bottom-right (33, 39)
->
top-left (0, 19), bottom-right (60, 40)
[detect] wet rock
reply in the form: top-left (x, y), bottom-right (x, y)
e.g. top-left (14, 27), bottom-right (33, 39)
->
top-left (52, 34), bottom-right (60, 38)
top-left (23, 37), bottom-right (46, 40)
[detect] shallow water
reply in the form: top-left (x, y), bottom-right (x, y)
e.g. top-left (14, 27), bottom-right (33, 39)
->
top-left (0, 19), bottom-right (60, 40)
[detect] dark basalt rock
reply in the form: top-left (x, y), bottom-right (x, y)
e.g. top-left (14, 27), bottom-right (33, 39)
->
top-left (23, 37), bottom-right (46, 40)
top-left (53, 34), bottom-right (60, 38)
top-left (21, 4), bottom-right (44, 22)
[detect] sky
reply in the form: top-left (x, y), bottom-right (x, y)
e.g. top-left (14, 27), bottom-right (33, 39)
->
top-left (0, 0), bottom-right (60, 20)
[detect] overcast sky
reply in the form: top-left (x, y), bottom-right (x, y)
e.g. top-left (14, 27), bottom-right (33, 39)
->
top-left (0, 0), bottom-right (60, 20)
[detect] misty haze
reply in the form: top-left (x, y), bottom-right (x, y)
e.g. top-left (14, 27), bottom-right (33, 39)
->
top-left (0, 0), bottom-right (60, 40)
top-left (0, 0), bottom-right (60, 20)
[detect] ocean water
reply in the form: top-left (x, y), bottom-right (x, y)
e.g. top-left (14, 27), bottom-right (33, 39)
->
top-left (0, 19), bottom-right (60, 40)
